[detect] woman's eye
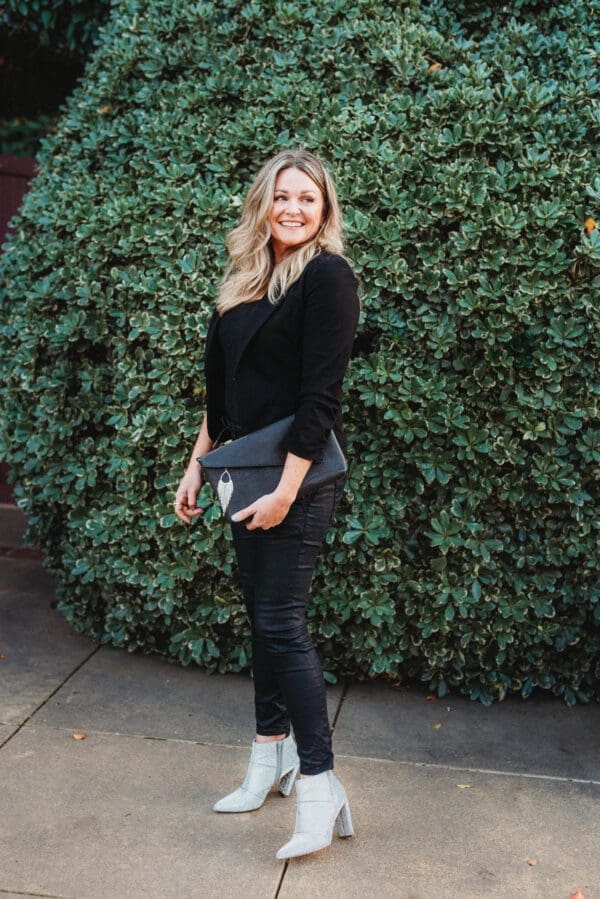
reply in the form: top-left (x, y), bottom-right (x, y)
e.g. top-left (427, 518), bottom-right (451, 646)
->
top-left (274, 196), bottom-right (314, 202)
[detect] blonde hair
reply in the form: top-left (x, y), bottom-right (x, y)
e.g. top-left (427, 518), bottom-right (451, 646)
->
top-left (214, 148), bottom-right (350, 315)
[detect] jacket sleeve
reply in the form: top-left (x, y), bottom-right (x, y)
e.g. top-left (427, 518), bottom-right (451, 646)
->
top-left (281, 254), bottom-right (360, 463)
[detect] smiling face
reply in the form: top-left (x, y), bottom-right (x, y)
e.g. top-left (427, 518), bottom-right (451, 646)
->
top-left (268, 166), bottom-right (325, 263)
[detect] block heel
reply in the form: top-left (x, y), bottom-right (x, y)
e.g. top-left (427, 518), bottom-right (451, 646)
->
top-left (279, 763), bottom-right (299, 797)
top-left (275, 770), bottom-right (356, 859)
top-left (336, 798), bottom-right (354, 837)
top-left (213, 733), bottom-right (300, 813)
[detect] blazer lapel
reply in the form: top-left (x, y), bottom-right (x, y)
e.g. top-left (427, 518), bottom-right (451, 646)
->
top-left (205, 295), bottom-right (280, 378)
top-left (205, 271), bottom-right (309, 403)
top-left (231, 296), bottom-right (279, 378)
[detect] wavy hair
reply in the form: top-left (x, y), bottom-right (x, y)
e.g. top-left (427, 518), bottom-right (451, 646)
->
top-left (214, 148), bottom-right (350, 315)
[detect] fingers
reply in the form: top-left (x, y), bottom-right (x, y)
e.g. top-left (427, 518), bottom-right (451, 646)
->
top-left (175, 500), bottom-right (204, 525)
top-left (239, 511), bottom-right (261, 530)
top-left (173, 471), bottom-right (204, 525)
top-left (231, 497), bottom-right (290, 530)
top-left (232, 505), bottom-right (255, 523)
top-left (241, 507), bottom-right (267, 530)
top-left (175, 503), bottom-right (191, 524)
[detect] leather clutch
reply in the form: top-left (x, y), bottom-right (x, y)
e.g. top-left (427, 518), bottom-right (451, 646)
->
top-left (197, 414), bottom-right (347, 523)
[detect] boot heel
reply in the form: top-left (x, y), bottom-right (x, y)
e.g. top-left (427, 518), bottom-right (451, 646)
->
top-left (336, 799), bottom-right (354, 837)
top-left (279, 763), bottom-right (299, 797)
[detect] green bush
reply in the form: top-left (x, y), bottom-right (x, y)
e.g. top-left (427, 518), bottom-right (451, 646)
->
top-left (0, 0), bottom-right (598, 705)
top-left (0, 114), bottom-right (59, 157)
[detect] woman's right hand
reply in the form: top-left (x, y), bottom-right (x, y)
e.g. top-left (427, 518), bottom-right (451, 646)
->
top-left (174, 467), bottom-right (204, 525)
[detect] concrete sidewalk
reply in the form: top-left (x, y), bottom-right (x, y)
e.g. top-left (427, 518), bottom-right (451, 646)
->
top-left (1, 504), bottom-right (598, 899)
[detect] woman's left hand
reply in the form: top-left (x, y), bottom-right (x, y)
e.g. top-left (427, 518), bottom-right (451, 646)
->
top-left (231, 489), bottom-right (295, 530)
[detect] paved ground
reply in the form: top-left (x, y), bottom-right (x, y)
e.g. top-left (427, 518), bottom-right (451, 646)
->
top-left (1, 504), bottom-right (598, 899)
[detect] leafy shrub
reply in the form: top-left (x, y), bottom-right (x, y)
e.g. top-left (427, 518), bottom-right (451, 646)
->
top-left (0, 0), bottom-right (598, 704)
top-left (0, 114), bottom-right (58, 156)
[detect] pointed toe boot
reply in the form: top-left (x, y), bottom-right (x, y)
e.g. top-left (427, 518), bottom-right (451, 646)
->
top-left (275, 769), bottom-right (354, 859)
top-left (213, 734), bottom-right (300, 813)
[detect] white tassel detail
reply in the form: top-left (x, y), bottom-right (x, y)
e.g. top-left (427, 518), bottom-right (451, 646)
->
top-left (217, 469), bottom-right (234, 514)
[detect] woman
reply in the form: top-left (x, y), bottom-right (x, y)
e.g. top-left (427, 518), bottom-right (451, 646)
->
top-left (174, 148), bottom-right (361, 860)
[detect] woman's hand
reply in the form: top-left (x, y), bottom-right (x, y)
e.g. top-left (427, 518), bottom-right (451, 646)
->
top-left (174, 467), bottom-right (204, 525)
top-left (231, 488), bottom-right (296, 530)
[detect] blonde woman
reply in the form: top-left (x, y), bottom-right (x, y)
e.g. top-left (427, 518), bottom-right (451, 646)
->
top-left (175, 148), bottom-right (361, 859)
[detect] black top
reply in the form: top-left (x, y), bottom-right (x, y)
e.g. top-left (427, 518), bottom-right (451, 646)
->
top-left (204, 252), bottom-right (360, 462)
top-left (217, 295), bottom-right (270, 435)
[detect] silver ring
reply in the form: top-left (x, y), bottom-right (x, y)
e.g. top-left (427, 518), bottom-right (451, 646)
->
top-left (173, 501), bottom-right (182, 506)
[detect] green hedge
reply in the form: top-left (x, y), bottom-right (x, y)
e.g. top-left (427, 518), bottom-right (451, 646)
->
top-left (1, 0), bottom-right (598, 705)
top-left (0, 115), bottom-right (59, 157)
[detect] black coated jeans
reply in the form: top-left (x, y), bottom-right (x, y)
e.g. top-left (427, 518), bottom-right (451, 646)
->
top-left (229, 471), bottom-right (347, 775)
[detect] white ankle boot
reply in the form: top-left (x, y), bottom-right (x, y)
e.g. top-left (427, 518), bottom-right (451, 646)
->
top-left (275, 769), bottom-right (354, 859)
top-left (213, 734), bottom-right (300, 813)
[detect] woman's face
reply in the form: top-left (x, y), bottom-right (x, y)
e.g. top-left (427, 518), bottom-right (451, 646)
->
top-left (268, 166), bottom-right (325, 263)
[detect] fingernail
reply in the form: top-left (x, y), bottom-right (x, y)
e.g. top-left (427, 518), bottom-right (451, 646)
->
top-left (231, 513), bottom-right (238, 521)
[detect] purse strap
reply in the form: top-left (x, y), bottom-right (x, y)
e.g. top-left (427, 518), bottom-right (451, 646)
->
top-left (195, 422), bottom-right (230, 478)
top-left (211, 420), bottom-right (233, 450)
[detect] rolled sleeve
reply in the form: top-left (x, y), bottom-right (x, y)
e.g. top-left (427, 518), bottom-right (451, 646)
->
top-left (281, 254), bottom-right (360, 463)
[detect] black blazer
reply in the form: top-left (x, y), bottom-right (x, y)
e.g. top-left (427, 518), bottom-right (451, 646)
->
top-left (203, 250), bottom-right (360, 463)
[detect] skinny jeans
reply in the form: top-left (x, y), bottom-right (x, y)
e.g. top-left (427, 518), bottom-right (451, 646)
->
top-left (229, 470), bottom-right (347, 776)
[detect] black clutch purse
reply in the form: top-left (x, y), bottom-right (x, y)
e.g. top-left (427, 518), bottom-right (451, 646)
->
top-left (197, 414), bottom-right (347, 523)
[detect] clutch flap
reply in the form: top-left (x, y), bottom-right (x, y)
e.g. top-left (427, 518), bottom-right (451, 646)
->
top-left (199, 414), bottom-right (296, 469)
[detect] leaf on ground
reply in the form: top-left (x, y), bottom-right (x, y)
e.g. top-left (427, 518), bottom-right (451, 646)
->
top-left (72, 732), bottom-right (87, 741)
top-left (456, 783), bottom-right (471, 789)
top-left (433, 722), bottom-right (442, 729)
top-left (527, 858), bottom-right (538, 866)
top-left (426, 695), bottom-right (436, 701)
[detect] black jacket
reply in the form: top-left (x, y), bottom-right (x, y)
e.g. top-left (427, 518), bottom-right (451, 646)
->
top-left (203, 250), bottom-right (360, 463)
